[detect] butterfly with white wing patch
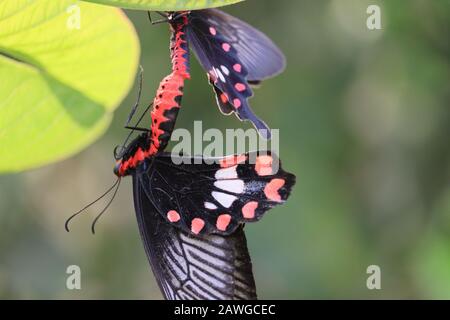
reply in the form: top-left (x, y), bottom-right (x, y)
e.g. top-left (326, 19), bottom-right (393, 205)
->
top-left (114, 131), bottom-right (296, 299)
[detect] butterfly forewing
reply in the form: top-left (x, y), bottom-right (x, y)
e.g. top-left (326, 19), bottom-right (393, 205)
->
top-left (133, 174), bottom-right (257, 300)
top-left (192, 9), bottom-right (286, 81)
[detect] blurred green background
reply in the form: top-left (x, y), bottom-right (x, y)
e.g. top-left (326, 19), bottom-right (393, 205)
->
top-left (1, 0), bottom-right (449, 299)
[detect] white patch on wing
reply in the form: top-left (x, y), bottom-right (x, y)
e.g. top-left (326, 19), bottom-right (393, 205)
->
top-left (215, 166), bottom-right (238, 180)
top-left (221, 65), bottom-right (230, 76)
top-left (215, 180), bottom-right (244, 194)
top-left (212, 192), bottom-right (237, 208)
top-left (204, 202), bottom-right (218, 210)
top-left (214, 67), bottom-right (226, 83)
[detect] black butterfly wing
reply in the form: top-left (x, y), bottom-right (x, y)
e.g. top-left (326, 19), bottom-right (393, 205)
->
top-left (191, 9), bottom-right (286, 81)
top-left (140, 152), bottom-right (295, 237)
top-left (187, 10), bottom-right (286, 139)
top-left (133, 172), bottom-right (257, 300)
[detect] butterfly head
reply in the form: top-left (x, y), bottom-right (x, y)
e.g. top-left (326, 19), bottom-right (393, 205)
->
top-left (167, 11), bottom-right (190, 24)
top-left (114, 133), bottom-right (152, 177)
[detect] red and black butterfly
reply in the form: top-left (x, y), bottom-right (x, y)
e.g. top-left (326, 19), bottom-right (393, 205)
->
top-left (153, 9), bottom-right (286, 139)
top-left (114, 135), bottom-right (295, 299)
top-left (68, 97), bottom-right (295, 300)
top-left (66, 71), bottom-right (296, 300)
top-left (112, 100), bottom-right (295, 299)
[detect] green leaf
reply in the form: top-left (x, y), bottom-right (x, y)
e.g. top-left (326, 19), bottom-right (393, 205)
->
top-left (80, 0), bottom-right (244, 11)
top-left (0, 1), bottom-right (139, 173)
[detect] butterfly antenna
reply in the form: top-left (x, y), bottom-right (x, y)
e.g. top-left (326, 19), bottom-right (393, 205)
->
top-left (65, 178), bottom-right (121, 232)
top-left (125, 65), bottom-right (144, 127)
top-left (91, 178), bottom-right (122, 235)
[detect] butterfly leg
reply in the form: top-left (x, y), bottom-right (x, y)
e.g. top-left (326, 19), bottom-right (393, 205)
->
top-left (125, 126), bottom-right (150, 133)
top-left (148, 11), bottom-right (170, 25)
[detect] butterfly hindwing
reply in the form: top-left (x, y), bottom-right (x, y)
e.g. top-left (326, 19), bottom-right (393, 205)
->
top-left (139, 152), bottom-right (295, 237)
top-left (133, 173), bottom-right (257, 300)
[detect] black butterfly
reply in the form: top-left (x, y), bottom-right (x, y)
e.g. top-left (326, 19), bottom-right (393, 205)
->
top-left (160, 9), bottom-right (286, 139)
top-left (115, 131), bottom-right (295, 299)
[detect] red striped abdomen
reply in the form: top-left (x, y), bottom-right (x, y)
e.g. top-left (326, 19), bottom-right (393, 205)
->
top-left (148, 72), bottom-right (184, 156)
top-left (115, 17), bottom-right (191, 176)
top-left (148, 18), bottom-right (191, 156)
top-left (170, 16), bottom-right (190, 79)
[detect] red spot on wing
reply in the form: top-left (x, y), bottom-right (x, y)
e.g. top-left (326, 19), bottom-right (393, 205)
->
top-left (233, 64), bottom-right (242, 73)
top-left (167, 210), bottom-right (181, 223)
top-left (191, 218), bottom-right (205, 235)
top-left (255, 155), bottom-right (274, 176)
top-left (216, 214), bottom-right (232, 231)
top-left (220, 93), bottom-right (229, 104)
top-left (220, 155), bottom-right (247, 168)
top-left (264, 179), bottom-right (285, 202)
top-left (242, 202), bottom-right (258, 219)
top-left (209, 27), bottom-right (217, 36)
top-left (233, 99), bottom-right (242, 108)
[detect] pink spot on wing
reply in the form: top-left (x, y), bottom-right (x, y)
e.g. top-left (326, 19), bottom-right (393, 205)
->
top-left (216, 214), bottom-right (232, 231)
top-left (208, 69), bottom-right (217, 83)
top-left (222, 43), bottom-right (231, 52)
top-left (264, 179), bottom-right (285, 202)
top-left (167, 210), bottom-right (180, 223)
top-left (191, 218), bottom-right (205, 235)
top-left (220, 155), bottom-right (247, 168)
top-left (209, 27), bottom-right (217, 36)
top-left (255, 155), bottom-right (274, 176)
top-left (235, 83), bottom-right (246, 92)
top-left (233, 64), bottom-right (242, 73)
top-left (233, 99), bottom-right (242, 108)
top-left (242, 202), bottom-right (258, 219)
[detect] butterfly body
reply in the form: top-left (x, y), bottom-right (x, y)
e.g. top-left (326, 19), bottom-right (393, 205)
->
top-left (145, 14), bottom-right (190, 155)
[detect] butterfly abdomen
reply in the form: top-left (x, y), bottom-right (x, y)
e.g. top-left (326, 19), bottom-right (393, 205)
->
top-left (148, 17), bottom-right (191, 156)
top-left (149, 73), bottom-right (184, 155)
top-left (170, 16), bottom-right (190, 80)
